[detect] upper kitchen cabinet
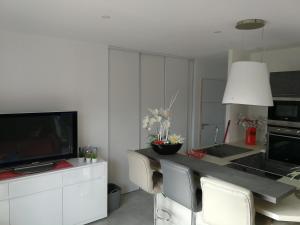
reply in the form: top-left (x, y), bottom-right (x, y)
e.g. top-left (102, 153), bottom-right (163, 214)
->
top-left (165, 57), bottom-right (190, 151)
top-left (270, 71), bottom-right (300, 98)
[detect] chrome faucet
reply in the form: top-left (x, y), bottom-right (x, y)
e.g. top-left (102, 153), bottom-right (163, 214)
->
top-left (214, 126), bottom-right (219, 145)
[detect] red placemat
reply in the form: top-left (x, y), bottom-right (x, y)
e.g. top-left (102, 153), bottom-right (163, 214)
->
top-left (187, 149), bottom-right (207, 159)
top-left (0, 160), bottom-right (74, 181)
top-left (0, 171), bottom-right (22, 181)
top-left (53, 160), bottom-right (74, 170)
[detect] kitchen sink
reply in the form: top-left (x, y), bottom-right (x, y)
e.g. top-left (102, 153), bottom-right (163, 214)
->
top-left (204, 144), bottom-right (251, 158)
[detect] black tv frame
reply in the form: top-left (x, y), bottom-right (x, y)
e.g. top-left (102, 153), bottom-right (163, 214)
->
top-left (0, 111), bottom-right (78, 169)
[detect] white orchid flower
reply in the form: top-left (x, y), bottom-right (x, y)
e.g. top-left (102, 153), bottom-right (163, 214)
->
top-left (143, 92), bottom-right (181, 144)
top-left (156, 116), bottom-right (162, 122)
top-left (142, 116), bottom-right (149, 128)
top-left (149, 117), bottom-right (156, 125)
top-left (162, 120), bottom-right (170, 128)
top-left (148, 108), bottom-right (159, 117)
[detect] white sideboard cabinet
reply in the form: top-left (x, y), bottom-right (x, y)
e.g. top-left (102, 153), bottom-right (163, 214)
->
top-left (0, 159), bottom-right (107, 225)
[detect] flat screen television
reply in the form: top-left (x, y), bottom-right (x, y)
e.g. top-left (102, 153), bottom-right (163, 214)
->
top-left (0, 111), bottom-right (77, 169)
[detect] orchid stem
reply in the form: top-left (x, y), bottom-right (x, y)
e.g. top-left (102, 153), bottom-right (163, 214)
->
top-left (168, 90), bottom-right (179, 111)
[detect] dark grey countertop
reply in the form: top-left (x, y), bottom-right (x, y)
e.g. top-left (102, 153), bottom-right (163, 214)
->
top-left (137, 148), bottom-right (296, 204)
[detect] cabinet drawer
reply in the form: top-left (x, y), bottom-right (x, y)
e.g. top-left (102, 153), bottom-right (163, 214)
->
top-left (63, 164), bottom-right (106, 186)
top-left (0, 183), bottom-right (9, 200)
top-left (10, 189), bottom-right (62, 225)
top-left (63, 179), bottom-right (107, 225)
top-left (9, 173), bottom-right (62, 198)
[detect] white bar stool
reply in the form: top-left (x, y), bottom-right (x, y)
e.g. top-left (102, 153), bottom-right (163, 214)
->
top-left (127, 151), bottom-right (163, 225)
top-left (200, 177), bottom-right (256, 225)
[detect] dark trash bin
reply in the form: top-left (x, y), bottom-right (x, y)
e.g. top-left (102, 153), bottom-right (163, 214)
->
top-left (108, 183), bottom-right (121, 213)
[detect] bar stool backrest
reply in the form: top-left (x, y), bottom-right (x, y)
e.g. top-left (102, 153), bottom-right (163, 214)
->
top-left (128, 151), bottom-right (157, 194)
top-left (201, 177), bottom-right (255, 225)
top-left (160, 160), bottom-right (198, 211)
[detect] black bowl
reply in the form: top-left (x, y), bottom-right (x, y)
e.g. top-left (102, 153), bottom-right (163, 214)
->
top-left (151, 143), bottom-right (182, 155)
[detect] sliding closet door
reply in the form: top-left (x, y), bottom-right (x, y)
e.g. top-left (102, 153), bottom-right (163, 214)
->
top-left (109, 49), bottom-right (139, 193)
top-left (165, 57), bottom-right (189, 151)
top-left (140, 54), bottom-right (165, 148)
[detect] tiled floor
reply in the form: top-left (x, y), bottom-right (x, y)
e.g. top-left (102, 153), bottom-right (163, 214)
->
top-left (89, 190), bottom-right (154, 225)
top-left (89, 190), bottom-right (300, 225)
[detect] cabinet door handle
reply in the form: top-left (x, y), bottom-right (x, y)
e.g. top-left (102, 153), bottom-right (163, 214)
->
top-left (270, 133), bottom-right (300, 140)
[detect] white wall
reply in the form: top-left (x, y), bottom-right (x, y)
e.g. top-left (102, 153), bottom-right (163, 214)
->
top-left (0, 30), bottom-right (109, 159)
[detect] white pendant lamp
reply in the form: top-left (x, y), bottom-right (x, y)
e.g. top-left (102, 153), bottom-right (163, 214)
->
top-left (222, 61), bottom-right (273, 106)
top-left (222, 19), bottom-right (273, 106)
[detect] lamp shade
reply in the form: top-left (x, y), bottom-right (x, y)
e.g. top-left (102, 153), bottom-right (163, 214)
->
top-left (222, 61), bottom-right (273, 106)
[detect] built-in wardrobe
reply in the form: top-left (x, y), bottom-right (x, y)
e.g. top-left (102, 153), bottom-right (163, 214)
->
top-left (108, 48), bottom-right (194, 192)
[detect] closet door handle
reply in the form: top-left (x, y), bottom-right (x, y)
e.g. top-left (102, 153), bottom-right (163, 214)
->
top-left (157, 208), bottom-right (171, 222)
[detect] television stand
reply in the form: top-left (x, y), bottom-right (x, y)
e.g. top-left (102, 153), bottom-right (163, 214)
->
top-left (0, 159), bottom-right (107, 225)
top-left (13, 161), bottom-right (55, 174)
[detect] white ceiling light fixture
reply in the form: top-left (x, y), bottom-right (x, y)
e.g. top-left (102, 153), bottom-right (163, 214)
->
top-left (222, 19), bottom-right (273, 106)
top-left (223, 61), bottom-right (273, 106)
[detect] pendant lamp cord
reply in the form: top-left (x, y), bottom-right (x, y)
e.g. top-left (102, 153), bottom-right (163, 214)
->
top-left (261, 25), bottom-right (265, 62)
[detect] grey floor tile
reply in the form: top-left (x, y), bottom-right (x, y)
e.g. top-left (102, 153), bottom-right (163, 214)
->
top-left (89, 190), bottom-right (154, 225)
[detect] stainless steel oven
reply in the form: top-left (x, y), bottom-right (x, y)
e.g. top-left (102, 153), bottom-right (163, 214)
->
top-left (268, 98), bottom-right (300, 128)
top-left (267, 126), bottom-right (300, 166)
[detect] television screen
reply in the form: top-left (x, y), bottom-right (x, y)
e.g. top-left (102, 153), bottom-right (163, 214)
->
top-left (0, 111), bottom-right (77, 168)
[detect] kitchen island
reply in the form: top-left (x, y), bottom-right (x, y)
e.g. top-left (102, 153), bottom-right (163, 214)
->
top-left (137, 145), bottom-right (300, 223)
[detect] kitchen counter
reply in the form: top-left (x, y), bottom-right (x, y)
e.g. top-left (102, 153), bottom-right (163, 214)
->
top-left (137, 146), bottom-right (295, 204)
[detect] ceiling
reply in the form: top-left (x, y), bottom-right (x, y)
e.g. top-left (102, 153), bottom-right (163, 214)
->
top-left (0, 0), bottom-right (300, 59)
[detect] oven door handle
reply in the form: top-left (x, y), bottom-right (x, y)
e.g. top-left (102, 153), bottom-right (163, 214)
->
top-left (269, 133), bottom-right (300, 139)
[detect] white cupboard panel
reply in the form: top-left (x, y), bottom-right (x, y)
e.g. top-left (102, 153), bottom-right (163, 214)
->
top-left (165, 57), bottom-right (189, 151)
top-left (63, 164), bottom-right (106, 186)
top-left (109, 49), bottom-right (140, 193)
top-left (0, 200), bottom-right (9, 225)
top-left (9, 173), bottom-right (62, 198)
top-left (63, 179), bottom-right (107, 225)
top-left (10, 189), bottom-right (62, 225)
top-left (140, 54), bottom-right (165, 148)
top-left (187, 60), bottom-right (194, 149)
top-left (0, 183), bottom-right (8, 200)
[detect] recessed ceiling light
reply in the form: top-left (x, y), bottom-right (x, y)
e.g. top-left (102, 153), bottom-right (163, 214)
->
top-left (101, 15), bottom-right (111, 19)
top-left (213, 30), bottom-right (222, 34)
